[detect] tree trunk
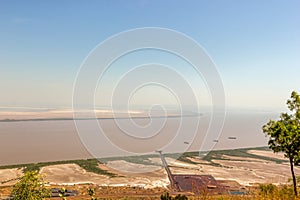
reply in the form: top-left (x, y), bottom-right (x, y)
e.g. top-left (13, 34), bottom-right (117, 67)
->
top-left (290, 157), bottom-right (298, 196)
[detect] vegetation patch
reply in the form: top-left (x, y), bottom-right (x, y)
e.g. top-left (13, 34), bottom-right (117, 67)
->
top-left (0, 146), bottom-right (289, 178)
top-left (0, 159), bottom-right (116, 177)
top-left (202, 147), bottom-right (287, 164)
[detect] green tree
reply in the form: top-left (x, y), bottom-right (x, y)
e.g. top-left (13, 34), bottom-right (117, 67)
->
top-left (59, 187), bottom-right (67, 200)
top-left (87, 188), bottom-right (97, 200)
top-left (262, 91), bottom-right (300, 196)
top-left (11, 171), bottom-right (51, 200)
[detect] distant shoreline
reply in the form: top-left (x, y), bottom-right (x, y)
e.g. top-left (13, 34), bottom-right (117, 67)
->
top-left (0, 114), bottom-right (202, 123)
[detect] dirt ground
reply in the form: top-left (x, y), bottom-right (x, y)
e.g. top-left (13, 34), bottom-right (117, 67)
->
top-left (1, 149), bottom-right (299, 198)
top-left (248, 150), bottom-right (286, 160)
top-left (0, 168), bottom-right (23, 186)
top-left (1, 150), bottom-right (299, 188)
top-left (39, 163), bottom-right (170, 188)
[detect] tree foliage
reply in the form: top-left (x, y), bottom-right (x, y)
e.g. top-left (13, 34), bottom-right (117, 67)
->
top-left (88, 188), bottom-right (98, 200)
top-left (262, 91), bottom-right (300, 196)
top-left (11, 171), bottom-right (51, 200)
top-left (59, 187), bottom-right (67, 200)
top-left (160, 192), bottom-right (188, 200)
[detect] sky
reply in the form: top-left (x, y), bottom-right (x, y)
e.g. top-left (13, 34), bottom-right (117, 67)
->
top-left (0, 0), bottom-right (300, 111)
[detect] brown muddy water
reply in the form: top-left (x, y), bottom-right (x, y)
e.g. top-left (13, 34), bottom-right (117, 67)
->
top-left (0, 111), bottom-right (277, 165)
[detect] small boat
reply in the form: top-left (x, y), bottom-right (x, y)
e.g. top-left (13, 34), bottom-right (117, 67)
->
top-left (228, 137), bottom-right (237, 140)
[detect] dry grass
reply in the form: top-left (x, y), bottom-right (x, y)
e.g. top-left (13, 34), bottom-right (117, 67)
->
top-left (1, 184), bottom-right (300, 200)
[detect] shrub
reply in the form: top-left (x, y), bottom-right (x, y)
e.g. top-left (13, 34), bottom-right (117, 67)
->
top-left (11, 171), bottom-right (51, 200)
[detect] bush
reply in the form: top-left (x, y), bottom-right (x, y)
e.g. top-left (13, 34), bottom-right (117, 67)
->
top-left (11, 171), bottom-right (51, 200)
top-left (161, 192), bottom-right (188, 200)
top-left (88, 188), bottom-right (98, 200)
top-left (259, 183), bottom-right (276, 196)
top-left (258, 183), bottom-right (296, 200)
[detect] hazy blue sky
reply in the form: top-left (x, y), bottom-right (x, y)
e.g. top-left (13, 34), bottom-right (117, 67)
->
top-left (0, 0), bottom-right (299, 111)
